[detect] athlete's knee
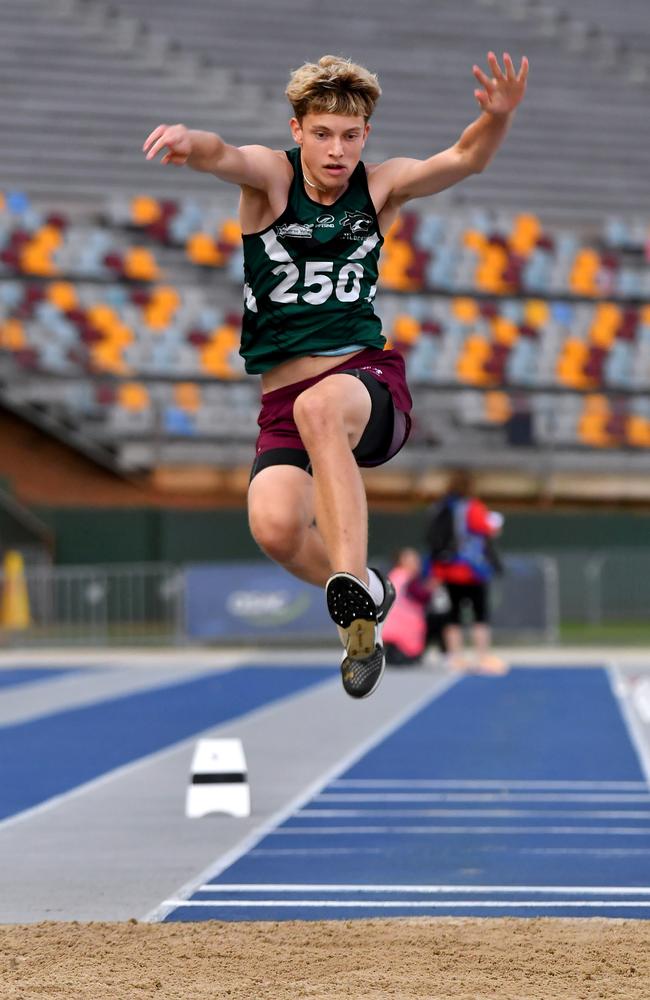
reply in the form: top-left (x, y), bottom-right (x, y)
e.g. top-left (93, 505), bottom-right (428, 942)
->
top-left (293, 383), bottom-right (343, 442)
top-left (249, 505), bottom-right (305, 565)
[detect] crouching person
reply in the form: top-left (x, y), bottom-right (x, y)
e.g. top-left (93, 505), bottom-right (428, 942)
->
top-left (382, 548), bottom-right (435, 667)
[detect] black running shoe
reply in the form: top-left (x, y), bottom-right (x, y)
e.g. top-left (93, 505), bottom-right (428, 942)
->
top-left (340, 643), bottom-right (385, 699)
top-left (369, 566), bottom-right (396, 624)
top-left (326, 572), bottom-right (385, 699)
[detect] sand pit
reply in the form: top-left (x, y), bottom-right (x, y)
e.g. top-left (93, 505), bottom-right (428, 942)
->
top-left (1, 917), bottom-right (649, 999)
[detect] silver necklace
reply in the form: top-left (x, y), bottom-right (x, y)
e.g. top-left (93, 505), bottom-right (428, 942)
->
top-left (302, 168), bottom-right (327, 195)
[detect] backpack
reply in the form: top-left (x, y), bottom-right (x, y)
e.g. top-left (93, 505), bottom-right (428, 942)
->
top-left (426, 497), bottom-right (504, 578)
top-left (425, 500), bottom-right (457, 561)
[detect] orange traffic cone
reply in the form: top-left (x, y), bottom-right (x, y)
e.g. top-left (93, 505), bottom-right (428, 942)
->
top-left (1, 550), bottom-right (31, 630)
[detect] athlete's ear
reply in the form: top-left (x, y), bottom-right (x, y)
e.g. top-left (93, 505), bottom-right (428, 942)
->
top-left (362, 122), bottom-right (371, 148)
top-left (290, 117), bottom-right (303, 145)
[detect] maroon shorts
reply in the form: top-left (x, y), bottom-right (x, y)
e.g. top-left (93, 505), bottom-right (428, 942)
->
top-left (252, 347), bottom-right (413, 476)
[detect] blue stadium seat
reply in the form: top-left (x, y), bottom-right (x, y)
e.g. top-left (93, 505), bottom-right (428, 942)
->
top-left (164, 406), bottom-right (197, 436)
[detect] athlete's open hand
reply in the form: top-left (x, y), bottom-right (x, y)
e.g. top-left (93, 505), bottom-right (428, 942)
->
top-left (143, 123), bottom-right (192, 165)
top-left (472, 52), bottom-right (528, 115)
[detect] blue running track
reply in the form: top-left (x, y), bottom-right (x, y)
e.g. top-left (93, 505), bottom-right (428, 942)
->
top-left (0, 665), bottom-right (333, 822)
top-left (0, 666), bottom-right (86, 690)
top-left (164, 667), bottom-right (650, 921)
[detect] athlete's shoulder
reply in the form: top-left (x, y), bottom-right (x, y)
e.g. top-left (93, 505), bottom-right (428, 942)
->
top-left (238, 147), bottom-right (294, 205)
top-left (234, 145), bottom-right (293, 175)
top-left (365, 158), bottom-right (405, 178)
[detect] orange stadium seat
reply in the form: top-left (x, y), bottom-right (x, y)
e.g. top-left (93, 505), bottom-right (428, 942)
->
top-left (509, 214), bottom-right (541, 257)
top-left (462, 229), bottom-right (486, 253)
top-left (130, 196), bottom-right (162, 227)
top-left (90, 340), bottom-right (130, 375)
top-left (142, 285), bottom-right (181, 331)
top-left (590, 302), bottom-right (622, 344)
top-left (569, 249), bottom-right (600, 296)
top-left (626, 415), bottom-right (650, 448)
top-left (186, 233), bottom-right (224, 267)
top-left (123, 247), bottom-right (160, 281)
top-left (456, 334), bottom-right (492, 384)
top-left (87, 303), bottom-right (119, 334)
top-left (475, 244), bottom-right (510, 294)
top-left (150, 285), bottom-right (181, 313)
top-left (118, 382), bottom-right (150, 411)
top-left (0, 318), bottom-right (26, 351)
top-left (492, 316), bottom-right (519, 347)
top-left (556, 338), bottom-right (590, 388)
top-left (578, 395), bottom-right (613, 447)
top-left (392, 314), bottom-right (421, 345)
top-left (484, 390), bottom-right (512, 424)
top-left (218, 218), bottom-right (242, 248)
top-left (452, 297), bottom-right (480, 324)
top-left (523, 299), bottom-right (549, 328)
top-left (174, 382), bottom-right (202, 412)
top-left (47, 282), bottom-right (78, 311)
top-left (200, 325), bottom-right (241, 379)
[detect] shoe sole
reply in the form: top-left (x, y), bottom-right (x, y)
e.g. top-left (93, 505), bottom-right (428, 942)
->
top-left (326, 572), bottom-right (377, 655)
top-left (341, 617), bottom-right (376, 659)
top-left (327, 573), bottom-right (384, 698)
top-left (342, 646), bottom-right (385, 699)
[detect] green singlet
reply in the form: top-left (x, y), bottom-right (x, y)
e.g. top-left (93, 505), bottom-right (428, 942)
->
top-left (240, 147), bottom-right (386, 374)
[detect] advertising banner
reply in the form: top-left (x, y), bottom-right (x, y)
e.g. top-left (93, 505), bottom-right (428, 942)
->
top-left (185, 561), bottom-right (331, 640)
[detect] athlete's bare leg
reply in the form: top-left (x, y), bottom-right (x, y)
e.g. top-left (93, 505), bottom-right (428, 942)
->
top-left (250, 373), bottom-right (393, 698)
top-left (249, 374), bottom-right (372, 584)
top-left (292, 373), bottom-right (372, 584)
top-left (248, 465), bottom-right (332, 586)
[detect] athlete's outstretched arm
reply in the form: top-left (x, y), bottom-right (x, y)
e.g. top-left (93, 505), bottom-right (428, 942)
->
top-left (142, 124), bottom-right (281, 191)
top-left (372, 52), bottom-right (528, 205)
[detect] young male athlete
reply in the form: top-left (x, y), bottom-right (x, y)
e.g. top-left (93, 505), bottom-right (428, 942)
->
top-left (143, 52), bottom-right (528, 699)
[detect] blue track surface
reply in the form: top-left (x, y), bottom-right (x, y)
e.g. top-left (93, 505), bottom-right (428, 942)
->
top-left (165, 667), bottom-right (650, 921)
top-left (0, 667), bottom-right (84, 690)
top-left (0, 665), bottom-right (333, 822)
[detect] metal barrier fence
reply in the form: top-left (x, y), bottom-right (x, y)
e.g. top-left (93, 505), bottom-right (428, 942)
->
top-left (4, 562), bottom-right (186, 646)
top-left (544, 548), bottom-right (650, 626)
top-left (0, 551), bottom-right (645, 646)
top-left (580, 550), bottom-right (650, 626)
top-left (0, 555), bottom-right (562, 647)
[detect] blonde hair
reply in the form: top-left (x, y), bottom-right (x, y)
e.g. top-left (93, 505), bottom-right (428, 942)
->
top-left (286, 55), bottom-right (381, 122)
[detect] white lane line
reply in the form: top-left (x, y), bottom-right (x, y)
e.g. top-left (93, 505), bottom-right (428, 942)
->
top-left (608, 663), bottom-right (650, 788)
top-left (143, 672), bottom-right (460, 922)
top-left (160, 899), bottom-right (650, 910)
top-left (250, 847), bottom-right (383, 857)
top-left (270, 824), bottom-right (650, 836)
top-left (330, 779), bottom-right (649, 790)
top-left (196, 883), bottom-right (650, 895)
top-left (524, 847), bottom-right (650, 855)
top-left (316, 793), bottom-right (650, 803)
top-left (297, 809), bottom-right (650, 819)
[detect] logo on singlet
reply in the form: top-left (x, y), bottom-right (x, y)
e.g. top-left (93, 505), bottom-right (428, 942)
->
top-left (340, 211), bottom-right (373, 237)
top-left (316, 214), bottom-right (336, 229)
top-left (277, 222), bottom-right (314, 238)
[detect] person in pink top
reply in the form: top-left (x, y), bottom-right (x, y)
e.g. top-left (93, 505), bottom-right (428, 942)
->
top-left (427, 471), bottom-right (506, 674)
top-left (382, 548), bottom-right (436, 666)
